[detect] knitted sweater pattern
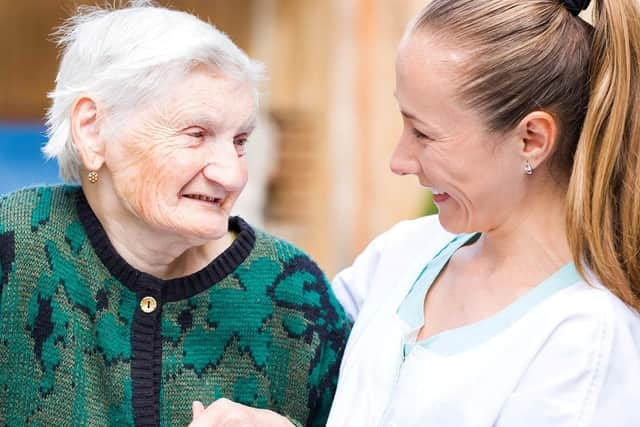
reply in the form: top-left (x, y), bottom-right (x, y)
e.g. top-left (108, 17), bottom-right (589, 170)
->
top-left (0, 186), bottom-right (350, 426)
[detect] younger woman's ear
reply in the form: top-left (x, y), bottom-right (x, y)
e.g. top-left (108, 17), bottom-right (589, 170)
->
top-left (517, 111), bottom-right (558, 169)
top-left (70, 96), bottom-right (106, 171)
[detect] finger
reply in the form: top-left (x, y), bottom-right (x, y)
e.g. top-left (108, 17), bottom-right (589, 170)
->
top-left (192, 401), bottom-right (205, 420)
top-left (189, 400), bottom-right (227, 427)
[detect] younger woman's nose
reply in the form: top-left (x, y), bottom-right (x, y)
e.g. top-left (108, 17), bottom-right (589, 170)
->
top-left (390, 137), bottom-right (419, 176)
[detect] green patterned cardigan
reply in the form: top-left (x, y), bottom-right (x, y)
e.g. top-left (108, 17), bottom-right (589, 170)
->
top-left (0, 186), bottom-right (351, 426)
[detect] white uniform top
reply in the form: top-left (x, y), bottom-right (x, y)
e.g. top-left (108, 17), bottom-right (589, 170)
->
top-left (328, 215), bottom-right (640, 427)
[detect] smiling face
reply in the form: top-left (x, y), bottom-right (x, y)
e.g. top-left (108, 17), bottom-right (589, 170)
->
top-left (101, 65), bottom-right (255, 241)
top-left (392, 32), bottom-right (528, 234)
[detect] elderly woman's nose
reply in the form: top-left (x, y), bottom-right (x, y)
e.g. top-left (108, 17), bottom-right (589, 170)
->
top-left (202, 142), bottom-right (245, 190)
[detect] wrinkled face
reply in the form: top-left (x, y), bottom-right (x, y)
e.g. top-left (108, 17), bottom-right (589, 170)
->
top-left (102, 66), bottom-right (255, 241)
top-left (392, 33), bottom-right (525, 234)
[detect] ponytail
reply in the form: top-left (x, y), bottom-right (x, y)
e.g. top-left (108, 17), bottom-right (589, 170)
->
top-left (567, 0), bottom-right (640, 309)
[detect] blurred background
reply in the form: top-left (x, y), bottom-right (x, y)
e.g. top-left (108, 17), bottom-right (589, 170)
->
top-left (0, 0), bottom-right (438, 276)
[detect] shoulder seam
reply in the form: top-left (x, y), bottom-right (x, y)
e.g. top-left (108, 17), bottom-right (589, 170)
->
top-left (576, 300), bottom-right (612, 426)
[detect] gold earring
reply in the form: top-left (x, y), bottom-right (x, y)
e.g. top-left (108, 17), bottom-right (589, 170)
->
top-left (88, 170), bottom-right (99, 183)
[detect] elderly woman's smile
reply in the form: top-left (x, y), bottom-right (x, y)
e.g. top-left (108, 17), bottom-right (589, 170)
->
top-left (97, 66), bottom-right (255, 247)
top-left (181, 193), bottom-right (222, 204)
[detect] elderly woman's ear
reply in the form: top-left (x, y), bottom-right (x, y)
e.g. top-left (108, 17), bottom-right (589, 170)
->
top-left (71, 96), bottom-right (106, 174)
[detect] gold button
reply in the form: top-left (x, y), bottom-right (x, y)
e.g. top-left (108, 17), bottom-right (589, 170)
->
top-left (140, 296), bottom-right (157, 313)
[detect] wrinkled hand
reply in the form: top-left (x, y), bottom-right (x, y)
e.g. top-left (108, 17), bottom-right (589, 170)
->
top-left (189, 399), bottom-right (295, 427)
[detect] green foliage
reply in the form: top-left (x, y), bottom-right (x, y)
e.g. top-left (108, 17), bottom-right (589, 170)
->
top-left (422, 191), bottom-right (439, 216)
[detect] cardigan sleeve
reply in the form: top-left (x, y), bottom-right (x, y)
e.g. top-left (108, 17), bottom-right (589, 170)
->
top-left (0, 221), bottom-right (16, 323)
top-left (304, 271), bottom-right (352, 427)
top-left (305, 318), bottom-right (351, 427)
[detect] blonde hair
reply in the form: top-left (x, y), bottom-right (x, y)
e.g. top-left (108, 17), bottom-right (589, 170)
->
top-left (567, 0), bottom-right (640, 309)
top-left (412, 0), bottom-right (640, 309)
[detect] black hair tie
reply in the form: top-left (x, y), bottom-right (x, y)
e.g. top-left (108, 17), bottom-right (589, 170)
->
top-left (561, 0), bottom-right (591, 16)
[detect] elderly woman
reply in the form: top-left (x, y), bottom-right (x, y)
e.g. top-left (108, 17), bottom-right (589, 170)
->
top-left (328, 0), bottom-right (640, 426)
top-left (0, 2), bottom-right (349, 427)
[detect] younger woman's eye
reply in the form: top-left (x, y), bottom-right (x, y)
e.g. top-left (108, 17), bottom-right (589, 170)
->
top-left (413, 128), bottom-right (428, 140)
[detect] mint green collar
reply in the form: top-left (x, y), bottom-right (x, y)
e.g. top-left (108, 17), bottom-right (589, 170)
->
top-left (398, 234), bottom-right (581, 356)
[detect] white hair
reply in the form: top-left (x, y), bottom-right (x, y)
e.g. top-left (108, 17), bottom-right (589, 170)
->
top-left (43, 0), bottom-right (265, 182)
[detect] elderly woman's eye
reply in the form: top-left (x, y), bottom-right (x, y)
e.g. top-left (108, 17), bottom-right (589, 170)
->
top-left (187, 129), bottom-right (206, 139)
top-left (234, 137), bottom-right (248, 155)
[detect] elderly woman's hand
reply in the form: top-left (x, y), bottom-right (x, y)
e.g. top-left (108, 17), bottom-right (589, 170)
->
top-left (189, 399), bottom-right (296, 427)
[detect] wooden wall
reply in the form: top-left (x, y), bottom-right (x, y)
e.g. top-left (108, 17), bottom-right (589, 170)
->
top-left (0, 0), bottom-right (255, 119)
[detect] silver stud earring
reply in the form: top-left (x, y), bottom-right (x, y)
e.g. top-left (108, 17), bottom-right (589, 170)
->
top-left (524, 161), bottom-right (533, 176)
